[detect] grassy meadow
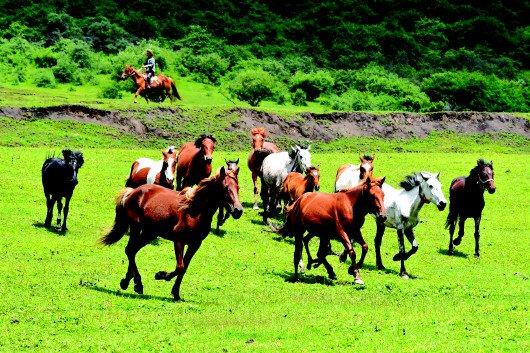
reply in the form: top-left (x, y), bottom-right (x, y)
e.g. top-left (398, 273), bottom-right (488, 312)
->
top-left (0, 142), bottom-right (528, 352)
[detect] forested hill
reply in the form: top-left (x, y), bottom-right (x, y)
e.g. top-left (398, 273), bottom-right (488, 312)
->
top-left (0, 1), bottom-right (528, 112)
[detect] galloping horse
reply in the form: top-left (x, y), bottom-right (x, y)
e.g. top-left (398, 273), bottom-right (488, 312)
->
top-left (280, 166), bottom-right (320, 206)
top-left (100, 167), bottom-right (243, 301)
top-left (126, 146), bottom-right (177, 189)
top-left (41, 149), bottom-right (84, 232)
top-left (334, 155), bottom-right (375, 192)
top-left (446, 159), bottom-right (496, 257)
top-left (216, 159), bottom-right (239, 231)
top-left (176, 135), bottom-right (216, 190)
top-left (260, 145), bottom-right (312, 223)
top-left (247, 127), bottom-right (279, 209)
top-left (276, 177), bottom-right (386, 285)
top-left (120, 65), bottom-right (181, 103)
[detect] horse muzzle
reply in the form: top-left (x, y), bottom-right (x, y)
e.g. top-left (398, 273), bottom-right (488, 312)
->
top-left (314, 185), bottom-right (320, 191)
top-left (376, 213), bottom-right (387, 223)
top-left (230, 206), bottom-right (243, 219)
top-left (437, 201), bottom-right (447, 211)
top-left (204, 156), bottom-right (213, 164)
top-left (487, 183), bottom-right (496, 194)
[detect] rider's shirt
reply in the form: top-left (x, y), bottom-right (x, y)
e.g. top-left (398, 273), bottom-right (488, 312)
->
top-left (145, 58), bottom-right (155, 74)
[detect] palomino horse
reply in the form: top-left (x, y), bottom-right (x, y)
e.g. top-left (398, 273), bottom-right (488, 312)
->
top-left (176, 135), bottom-right (216, 190)
top-left (216, 159), bottom-right (239, 231)
top-left (260, 145), bottom-right (312, 223)
top-left (126, 146), bottom-right (177, 189)
top-left (280, 166), bottom-right (320, 206)
top-left (42, 149), bottom-right (84, 232)
top-left (334, 155), bottom-right (375, 192)
top-left (120, 65), bottom-right (181, 103)
top-left (446, 159), bottom-right (495, 257)
top-left (247, 127), bottom-right (279, 209)
top-left (342, 172), bottom-right (446, 278)
top-left (100, 167), bottom-right (243, 301)
top-left (277, 177), bottom-right (386, 285)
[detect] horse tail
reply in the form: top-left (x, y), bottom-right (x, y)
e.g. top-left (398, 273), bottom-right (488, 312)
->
top-left (125, 161), bottom-right (137, 187)
top-left (445, 208), bottom-right (458, 229)
top-left (100, 188), bottom-right (133, 245)
top-left (171, 80), bottom-right (182, 100)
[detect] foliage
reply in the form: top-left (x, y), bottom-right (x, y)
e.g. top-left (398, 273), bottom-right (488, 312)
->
top-left (33, 69), bottom-right (57, 88)
top-left (290, 71), bottom-right (334, 101)
top-left (99, 85), bottom-right (123, 99)
top-left (225, 68), bottom-right (282, 106)
top-left (291, 88), bottom-right (307, 106)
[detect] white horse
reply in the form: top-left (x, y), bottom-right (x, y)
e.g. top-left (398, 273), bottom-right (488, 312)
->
top-left (334, 155), bottom-right (375, 192)
top-left (338, 172), bottom-right (447, 278)
top-left (260, 145), bottom-right (312, 223)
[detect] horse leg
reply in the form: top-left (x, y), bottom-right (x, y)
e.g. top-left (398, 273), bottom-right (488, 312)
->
top-left (338, 229), bottom-right (363, 285)
top-left (155, 240), bottom-right (185, 282)
top-left (393, 229), bottom-right (409, 278)
top-left (60, 194), bottom-right (72, 233)
top-left (474, 215), bottom-right (481, 257)
top-left (56, 198), bottom-right (63, 226)
top-left (44, 194), bottom-right (56, 227)
top-left (252, 171), bottom-right (259, 210)
top-left (171, 241), bottom-right (201, 301)
top-left (403, 227), bottom-right (418, 260)
top-left (453, 217), bottom-right (465, 246)
top-left (354, 229), bottom-right (369, 269)
top-left (216, 206), bottom-right (225, 231)
top-left (293, 232), bottom-right (304, 281)
top-left (317, 238), bottom-right (336, 280)
top-left (303, 233), bottom-right (315, 269)
top-left (375, 221), bottom-right (386, 269)
top-left (134, 88), bottom-right (143, 103)
top-left (260, 183), bottom-right (269, 223)
top-left (448, 212), bottom-right (457, 254)
top-left (120, 225), bottom-right (150, 294)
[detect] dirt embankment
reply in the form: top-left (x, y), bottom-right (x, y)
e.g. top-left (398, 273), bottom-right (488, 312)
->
top-left (1, 105), bottom-right (529, 142)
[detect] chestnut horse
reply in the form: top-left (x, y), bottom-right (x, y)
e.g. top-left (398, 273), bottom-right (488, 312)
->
top-left (247, 127), bottom-right (279, 209)
top-left (334, 155), bottom-right (375, 192)
top-left (120, 65), bottom-right (181, 103)
top-left (176, 135), bottom-right (216, 190)
top-left (216, 159), bottom-right (239, 231)
top-left (126, 146), bottom-right (177, 189)
top-left (446, 159), bottom-right (496, 257)
top-left (100, 167), bottom-right (243, 301)
top-left (280, 166), bottom-right (320, 206)
top-left (276, 176), bottom-right (386, 285)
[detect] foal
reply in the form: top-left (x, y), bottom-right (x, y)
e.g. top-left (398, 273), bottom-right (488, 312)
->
top-left (126, 146), bottom-right (177, 189)
top-left (216, 159), bottom-right (240, 231)
top-left (280, 166), bottom-right (320, 206)
top-left (446, 159), bottom-right (496, 257)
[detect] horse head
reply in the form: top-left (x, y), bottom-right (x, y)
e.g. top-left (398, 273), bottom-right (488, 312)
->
top-left (476, 159), bottom-right (496, 194)
top-left (359, 154), bottom-right (375, 180)
top-left (289, 145), bottom-right (312, 172)
top-left (219, 166), bottom-right (243, 219)
top-left (251, 127), bottom-right (267, 149)
top-left (161, 147), bottom-right (177, 187)
top-left (120, 65), bottom-right (136, 80)
top-left (417, 172), bottom-right (447, 210)
top-left (305, 166), bottom-right (320, 191)
top-left (62, 149), bottom-right (84, 183)
top-left (225, 158), bottom-right (240, 173)
top-left (195, 134), bottom-right (216, 164)
top-left (363, 176), bottom-right (386, 222)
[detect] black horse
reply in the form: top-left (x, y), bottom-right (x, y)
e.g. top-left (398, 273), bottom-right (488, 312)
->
top-left (41, 149), bottom-right (84, 233)
top-left (446, 159), bottom-right (496, 257)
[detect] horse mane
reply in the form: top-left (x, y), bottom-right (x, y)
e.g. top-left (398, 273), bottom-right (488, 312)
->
top-left (361, 154), bottom-right (374, 161)
top-left (400, 173), bottom-right (421, 191)
top-left (251, 127), bottom-right (267, 137)
top-left (194, 134), bottom-right (217, 147)
top-left (62, 149), bottom-right (84, 167)
top-left (469, 159), bottom-right (493, 180)
top-left (304, 166), bottom-right (319, 178)
top-left (179, 174), bottom-right (220, 214)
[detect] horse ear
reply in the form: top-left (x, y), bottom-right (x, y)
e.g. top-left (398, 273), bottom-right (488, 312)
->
top-left (162, 150), bottom-right (168, 157)
top-left (62, 149), bottom-right (72, 159)
top-left (379, 176), bottom-right (386, 186)
top-left (219, 166), bottom-right (226, 178)
top-left (307, 145), bottom-right (311, 151)
top-left (359, 155), bottom-right (364, 163)
top-left (235, 158), bottom-right (239, 164)
top-left (420, 172), bottom-right (430, 180)
top-left (436, 172), bottom-right (440, 179)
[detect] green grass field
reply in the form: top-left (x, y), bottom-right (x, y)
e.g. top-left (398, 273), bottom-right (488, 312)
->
top-left (0, 144), bottom-right (528, 352)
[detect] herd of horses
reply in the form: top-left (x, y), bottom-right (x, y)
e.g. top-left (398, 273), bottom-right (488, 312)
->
top-left (40, 128), bottom-right (496, 301)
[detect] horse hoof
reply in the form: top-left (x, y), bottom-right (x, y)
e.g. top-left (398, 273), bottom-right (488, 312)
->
top-left (348, 266), bottom-right (357, 276)
top-left (453, 238), bottom-right (461, 246)
top-left (155, 271), bottom-right (167, 280)
top-left (120, 279), bottom-right (129, 290)
top-left (253, 205), bottom-right (259, 210)
top-left (474, 253), bottom-right (480, 258)
top-left (134, 283), bottom-right (143, 294)
top-left (376, 264), bottom-right (386, 270)
top-left (329, 273), bottom-right (337, 280)
top-left (400, 273), bottom-right (410, 279)
top-left (447, 249), bottom-right (453, 256)
top-left (354, 278), bottom-right (365, 285)
top-left (339, 253), bottom-right (347, 263)
top-left (392, 253), bottom-right (402, 261)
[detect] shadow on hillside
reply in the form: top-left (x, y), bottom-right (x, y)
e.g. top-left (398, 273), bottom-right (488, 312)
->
top-left (80, 282), bottom-right (178, 303)
top-left (32, 221), bottom-right (66, 235)
top-left (438, 248), bottom-right (469, 258)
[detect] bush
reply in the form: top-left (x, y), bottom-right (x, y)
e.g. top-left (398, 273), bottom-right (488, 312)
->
top-left (34, 69), bottom-right (57, 88)
top-left (34, 54), bottom-right (58, 68)
top-left (326, 89), bottom-right (400, 111)
top-left (179, 49), bottom-right (229, 85)
top-left (52, 58), bottom-right (79, 83)
top-left (99, 85), bottom-right (123, 99)
top-left (291, 88), bottom-right (307, 106)
top-left (290, 70), bottom-right (335, 101)
top-left (226, 69), bottom-right (282, 106)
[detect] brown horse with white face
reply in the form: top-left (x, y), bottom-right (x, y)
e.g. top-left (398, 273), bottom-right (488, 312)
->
top-left (126, 146), bottom-right (177, 189)
top-left (446, 159), bottom-right (496, 257)
top-left (120, 65), bottom-right (181, 103)
top-left (276, 176), bottom-right (386, 285)
top-left (334, 155), bottom-right (375, 192)
top-left (101, 167), bottom-right (243, 301)
top-left (247, 127), bottom-right (279, 209)
top-left (176, 135), bottom-right (216, 190)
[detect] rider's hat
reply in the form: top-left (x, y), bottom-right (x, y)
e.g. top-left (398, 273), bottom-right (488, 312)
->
top-left (146, 49), bottom-right (153, 56)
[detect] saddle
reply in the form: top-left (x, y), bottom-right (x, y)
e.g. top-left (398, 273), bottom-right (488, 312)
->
top-left (144, 75), bottom-right (161, 88)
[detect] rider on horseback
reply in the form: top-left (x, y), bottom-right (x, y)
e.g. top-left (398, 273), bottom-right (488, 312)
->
top-left (144, 49), bottom-right (155, 89)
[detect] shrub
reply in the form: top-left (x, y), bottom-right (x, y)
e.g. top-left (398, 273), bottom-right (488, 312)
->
top-left (226, 69), bottom-right (281, 106)
top-left (100, 85), bottom-right (123, 99)
top-left (291, 88), bottom-right (307, 106)
top-left (34, 70), bottom-right (57, 88)
top-left (179, 49), bottom-right (229, 85)
top-left (290, 70), bottom-right (335, 101)
top-left (52, 58), bottom-right (79, 83)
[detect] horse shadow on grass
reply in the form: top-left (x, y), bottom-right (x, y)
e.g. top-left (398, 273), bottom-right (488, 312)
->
top-left (80, 282), bottom-right (184, 303)
top-left (438, 248), bottom-right (469, 258)
top-left (361, 263), bottom-right (401, 276)
top-left (211, 228), bottom-right (227, 237)
top-left (32, 221), bottom-right (66, 235)
top-left (271, 270), bottom-right (365, 289)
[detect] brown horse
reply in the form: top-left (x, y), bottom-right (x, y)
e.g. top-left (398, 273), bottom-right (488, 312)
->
top-left (125, 146), bottom-right (177, 189)
top-left (176, 135), bottom-right (216, 190)
top-left (276, 176), bottom-right (386, 285)
top-left (216, 159), bottom-right (239, 231)
top-left (446, 159), bottom-right (496, 257)
top-left (100, 166), bottom-right (243, 301)
top-left (120, 65), bottom-right (181, 103)
top-left (247, 127), bottom-right (279, 209)
top-left (334, 155), bottom-right (375, 192)
top-left (280, 166), bottom-right (320, 206)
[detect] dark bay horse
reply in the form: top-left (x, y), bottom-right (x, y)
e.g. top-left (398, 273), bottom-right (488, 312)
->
top-left (41, 149), bottom-right (84, 232)
top-left (120, 65), bottom-right (181, 103)
top-left (126, 146), bottom-right (177, 189)
top-left (247, 127), bottom-right (279, 210)
top-left (100, 167), bottom-right (243, 301)
top-left (276, 176), bottom-right (386, 285)
top-left (280, 166), bottom-right (321, 206)
top-left (216, 159), bottom-right (239, 231)
top-left (446, 159), bottom-right (496, 257)
top-left (176, 135), bottom-right (216, 190)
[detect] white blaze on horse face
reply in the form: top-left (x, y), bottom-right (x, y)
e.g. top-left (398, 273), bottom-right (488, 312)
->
top-left (298, 148), bottom-right (312, 170)
top-left (165, 157), bottom-right (175, 181)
